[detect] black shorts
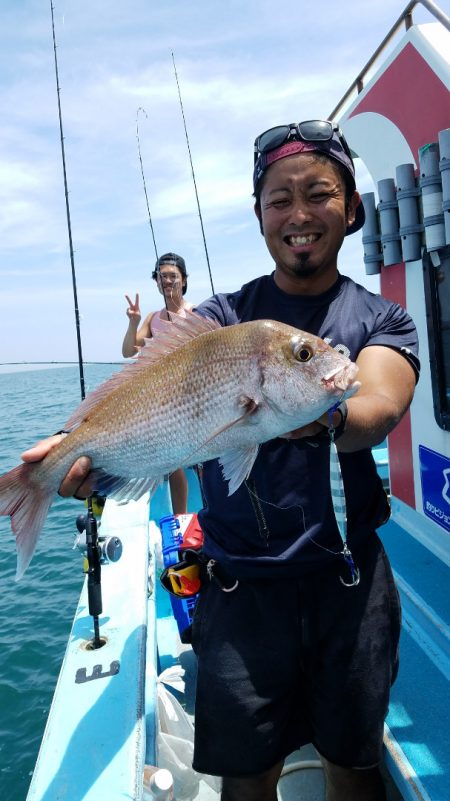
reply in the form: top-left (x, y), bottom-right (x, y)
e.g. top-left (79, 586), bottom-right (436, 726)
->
top-left (191, 534), bottom-right (401, 777)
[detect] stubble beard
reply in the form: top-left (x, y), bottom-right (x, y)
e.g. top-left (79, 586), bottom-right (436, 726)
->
top-left (290, 252), bottom-right (318, 278)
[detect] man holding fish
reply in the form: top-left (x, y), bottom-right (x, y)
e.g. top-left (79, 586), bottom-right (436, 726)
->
top-left (10, 120), bottom-right (419, 801)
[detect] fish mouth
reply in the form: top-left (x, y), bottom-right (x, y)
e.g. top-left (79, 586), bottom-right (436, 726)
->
top-left (322, 363), bottom-right (360, 396)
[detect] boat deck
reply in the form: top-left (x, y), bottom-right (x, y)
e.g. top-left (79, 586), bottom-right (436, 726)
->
top-left (25, 469), bottom-right (448, 800)
top-left (379, 505), bottom-right (450, 801)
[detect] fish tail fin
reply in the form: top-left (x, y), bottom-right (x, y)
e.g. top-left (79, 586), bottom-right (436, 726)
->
top-left (0, 463), bottom-right (54, 580)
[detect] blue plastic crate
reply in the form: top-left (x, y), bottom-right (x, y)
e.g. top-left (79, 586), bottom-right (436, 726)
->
top-left (160, 514), bottom-right (183, 566)
top-left (159, 514), bottom-right (199, 636)
top-left (170, 592), bottom-right (197, 638)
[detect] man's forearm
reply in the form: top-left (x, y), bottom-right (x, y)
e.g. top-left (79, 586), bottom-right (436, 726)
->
top-left (335, 393), bottom-right (410, 452)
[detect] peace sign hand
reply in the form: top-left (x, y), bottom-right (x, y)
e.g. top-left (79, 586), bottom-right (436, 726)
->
top-left (125, 293), bottom-right (141, 324)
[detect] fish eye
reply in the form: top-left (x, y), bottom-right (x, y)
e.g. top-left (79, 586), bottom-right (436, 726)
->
top-left (293, 341), bottom-right (314, 362)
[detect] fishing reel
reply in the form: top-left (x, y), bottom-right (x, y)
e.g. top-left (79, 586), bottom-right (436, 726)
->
top-left (74, 499), bottom-right (123, 567)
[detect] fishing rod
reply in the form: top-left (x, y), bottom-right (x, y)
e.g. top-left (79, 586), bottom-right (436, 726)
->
top-left (135, 106), bottom-right (173, 314)
top-left (50, 0), bottom-right (86, 401)
top-left (50, 1), bottom-right (102, 649)
top-left (0, 361), bottom-right (123, 366)
top-left (171, 51), bottom-right (215, 295)
top-left (136, 107), bottom-right (159, 261)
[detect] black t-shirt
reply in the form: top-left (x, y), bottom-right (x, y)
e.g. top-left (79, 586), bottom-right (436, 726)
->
top-left (195, 273), bottom-right (420, 578)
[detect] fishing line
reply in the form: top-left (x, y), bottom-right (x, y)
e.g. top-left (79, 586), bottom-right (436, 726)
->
top-left (244, 481), bottom-right (308, 537)
top-left (171, 51), bottom-right (215, 295)
top-left (261, 469), bottom-right (353, 562)
top-left (247, 478), bottom-right (359, 580)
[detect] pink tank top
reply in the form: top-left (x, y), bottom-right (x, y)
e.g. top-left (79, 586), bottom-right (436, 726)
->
top-left (149, 305), bottom-right (192, 336)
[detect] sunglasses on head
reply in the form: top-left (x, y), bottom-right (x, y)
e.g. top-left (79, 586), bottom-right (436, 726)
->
top-left (253, 120), bottom-right (353, 164)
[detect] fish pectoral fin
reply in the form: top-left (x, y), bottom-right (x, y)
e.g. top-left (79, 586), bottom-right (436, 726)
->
top-left (190, 398), bottom-right (260, 493)
top-left (174, 398), bottom-right (261, 476)
top-left (85, 470), bottom-right (161, 504)
top-left (219, 445), bottom-right (260, 496)
top-left (238, 395), bottom-right (260, 415)
top-left (199, 396), bottom-right (261, 450)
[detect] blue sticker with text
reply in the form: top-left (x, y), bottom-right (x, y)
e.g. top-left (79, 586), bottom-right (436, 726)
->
top-left (419, 445), bottom-right (450, 533)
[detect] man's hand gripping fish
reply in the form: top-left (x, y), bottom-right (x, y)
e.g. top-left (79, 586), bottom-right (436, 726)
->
top-left (0, 312), bottom-right (360, 578)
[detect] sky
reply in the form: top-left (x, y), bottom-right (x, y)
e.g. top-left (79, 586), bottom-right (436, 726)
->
top-left (0, 0), bottom-right (440, 365)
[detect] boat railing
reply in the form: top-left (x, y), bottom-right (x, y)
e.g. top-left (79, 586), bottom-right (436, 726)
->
top-left (328, 0), bottom-right (450, 122)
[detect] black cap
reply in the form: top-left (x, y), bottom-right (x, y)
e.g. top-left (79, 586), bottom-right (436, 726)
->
top-left (154, 253), bottom-right (187, 275)
top-left (152, 252), bottom-right (188, 294)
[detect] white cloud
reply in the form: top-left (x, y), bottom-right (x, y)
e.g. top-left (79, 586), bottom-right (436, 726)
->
top-left (0, 0), bottom-right (412, 362)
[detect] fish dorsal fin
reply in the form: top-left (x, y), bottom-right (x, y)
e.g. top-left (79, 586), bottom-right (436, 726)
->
top-left (64, 311), bottom-right (220, 430)
top-left (219, 444), bottom-right (260, 496)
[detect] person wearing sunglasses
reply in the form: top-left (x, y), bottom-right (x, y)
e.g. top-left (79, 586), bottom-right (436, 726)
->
top-left (23, 120), bottom-right (419, 801)
top-left (122, 252), bottom-right (193, 516)
top-left (184, 120), bottom-right (419, 801)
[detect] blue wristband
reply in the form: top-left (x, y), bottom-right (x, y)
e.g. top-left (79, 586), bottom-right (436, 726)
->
top-left (329, 400), bottom-right (348, 440)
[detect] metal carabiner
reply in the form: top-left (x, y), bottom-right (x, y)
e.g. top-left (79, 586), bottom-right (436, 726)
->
top-left (339, 545), bottom-right (361, 587)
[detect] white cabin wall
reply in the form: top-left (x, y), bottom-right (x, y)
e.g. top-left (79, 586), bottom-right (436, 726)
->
top-left (342, 112), bottom-right (416, 178)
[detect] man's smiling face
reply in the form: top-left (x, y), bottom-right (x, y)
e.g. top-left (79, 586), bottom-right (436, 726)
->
top-left (256, 152), bottom-right (359, 295)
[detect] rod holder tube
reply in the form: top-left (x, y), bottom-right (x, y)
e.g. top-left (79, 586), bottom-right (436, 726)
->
top-left (438, 128), bottom-right (450, 246)
top-left (396, 163), bottom-right (423, 263)
top-left (361, 192), bottom-right (382, 275)
top-left (419, 141), bottom-right (445, 252)
top-left (378, 178), bottom-right (402, 266)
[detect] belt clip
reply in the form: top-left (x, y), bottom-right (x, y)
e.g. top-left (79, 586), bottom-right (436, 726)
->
top-left (206, 559), bottom-right (239, 593)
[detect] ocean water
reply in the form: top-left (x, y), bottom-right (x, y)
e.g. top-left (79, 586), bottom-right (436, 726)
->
top-left (0, 365), bottom-right (118, 800)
